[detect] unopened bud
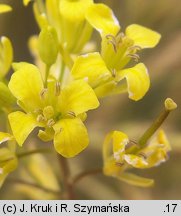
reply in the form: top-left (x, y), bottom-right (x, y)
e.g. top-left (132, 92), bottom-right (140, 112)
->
top-left (38, 26), bottom-right (59, 66)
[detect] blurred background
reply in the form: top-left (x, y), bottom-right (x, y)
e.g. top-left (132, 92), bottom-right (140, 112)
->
top-left (0, 0), bottom-right (181, 199)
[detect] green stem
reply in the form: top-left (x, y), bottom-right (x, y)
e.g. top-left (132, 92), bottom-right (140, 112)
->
top-left (138, 109), bottom-right (170, 148)
top-left (126, 98), bottom-right (177, 154)
top-left (17, 148), bottom-right (52, 159)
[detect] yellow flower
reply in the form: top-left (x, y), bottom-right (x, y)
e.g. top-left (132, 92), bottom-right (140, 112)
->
top-left (71, 23), bottom-right (161, 100)
top-left (0, 36), bottom-right (13, 79)
top-left (33, 0), bottom-right (119, 53)
top-left (103, 130), bottom-right (170, 187)
top-left (0, 132), bottom-right (17, 188)
top-left (8, 63), bottom-right (99, 158)
top-left (0, 4), bottom-right (12, 14)
top-left (23, 0), bottom-right (32, 6)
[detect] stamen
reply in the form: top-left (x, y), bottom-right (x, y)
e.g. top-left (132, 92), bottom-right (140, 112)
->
top-left (129, 140), bottom-right (138, 146)
top-left (47, 119), bottom-right (55, 127)
top-left (111, 69), bottom-right (117, 78)
top-left (33, 109), bottom-right (42, 114)
top-left (128, 45), bottom-right (142, 52)
top-left (55, 82), bottom-right (61, 96)
top-left (127, 53), bottom-right (140, 62)
top-left (106, 34), bottom-right (116, 42)
top-left (106, 34), bottom-right (117, 52)
top-left (37, 114), bottom-right (46, 122)
top-left (40, 88), bottom-right (48, 99)
top-left (67, 111), bottom-right (76, 118)
top-left (108, 40), bottom-right (117, 53)
top-left (115, 162), bottom-right (124, 167)
top-left (138, 152), bottom-right (147, 160)
top-left (116, 32), bottom-right (125, 43)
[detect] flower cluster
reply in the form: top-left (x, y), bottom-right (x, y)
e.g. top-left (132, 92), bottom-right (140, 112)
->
top-left (0, 0), bottom-right (177, 192)
top-left (103, 130), bottom-right (171, 187)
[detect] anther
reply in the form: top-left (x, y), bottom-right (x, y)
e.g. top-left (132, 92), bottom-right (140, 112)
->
top-left (40, 88), bottom-right (48, 99)
top-left (127, 53), bottom-right (140, 62)
top-left (37, 114), bottom-right (46, 122)
top-left (108, 40), bottom-right (117, 52)
top-left (111, 69), bottom-right (117, 78)
top-left (106, 34), bottom-right (117, 52)
top-left (33, 109), bottom-right (42, 114)
top-left (55, 82), bottom-right (61, 96)
top-left (116, 162), bottom-right (124, 167)
top-left (67, 111), bottom-right (76, 118)
top-left (47, 119), bottom-right (55, 127)
top-left (106, 34), bottom-right (116, 42)
top-left (128, 45), bottom-right (142, 52)
top-left (138, 152), bottom-right (147, 160)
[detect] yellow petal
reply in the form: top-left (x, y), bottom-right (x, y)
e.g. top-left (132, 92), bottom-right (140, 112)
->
top-left (118, 172), bottom-right (154, 187)
top-left (38, 128), bottom-right (54, 142)
top-left (59, 0), bottom-right (93, 21)
top-left (9, 63), bottom-right (44, 112)
top-left (0, 174), bottom-right (8, 188)
top-left (58, 80), bottom-right (99, 116)
top-left (0, 82), bottom-right (15, 108)
top-left (124, 154), bottom-right (148, 168)
top-left (33, 2), bottom-right (49, 29)
top-left (157, 130), bottom-right (171, 152)
top-left (23, 0), bottom-right (32, 6)
top-left (112, 131), bottom-right (129, 162)
top-left (53, 118), bottom-right (89, 158)
top-left (94, 80), bottom-right (127, 98)
top-left (126, 24), bottom-right (161, 48)
top-left (0, 148), bottom-right (18, 174)
top-left (118, 63), bottom-right (150, 101)
top-left (86, 3), bottom-right (120, 35)
top-left (140, 130), bottom-right (171, 168)
top-left (103, 131), bottom-right (114, 162)
top-left (71, 52), bottom-right (110, 87)
top-left (103, 130), bottom-right (128, 163)
top-left (59, 0), bottom-right (93, 52)
top-left (0, 132), bottom-right (13, 145)
top-left (146, 149), bottom-right (167, 168)
top-left (28, 36), bottom-right (45, 73)
top-left (8, 111), bottom-right (39, 146)
top-left (0, 4), bottom-right (12, 13)
top-left (103, 157), bottom-right (121, 176)
top-left (0, 37), bottom-right (13, 78)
